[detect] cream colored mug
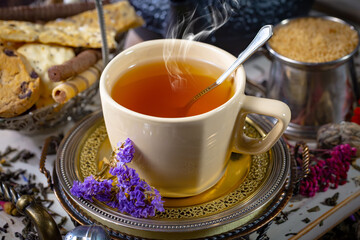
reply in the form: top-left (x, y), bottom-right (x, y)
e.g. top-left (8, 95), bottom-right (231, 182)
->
top-left (100, 39), bottom-right (291, 197)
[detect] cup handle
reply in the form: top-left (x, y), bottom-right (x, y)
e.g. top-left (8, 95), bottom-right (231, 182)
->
top-left (233, 95), bottom-right (291, 155)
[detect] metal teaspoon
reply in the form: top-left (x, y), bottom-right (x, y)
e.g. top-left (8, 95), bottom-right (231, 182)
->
top-left (182, 25), bottom-right (273, 113)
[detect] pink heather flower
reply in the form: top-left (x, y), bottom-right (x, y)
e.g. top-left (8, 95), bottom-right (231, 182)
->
top-left (299, 144), bottom-right (356, 197)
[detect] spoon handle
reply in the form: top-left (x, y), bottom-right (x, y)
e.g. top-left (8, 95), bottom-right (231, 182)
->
top-left (189, 25), bottom-right (273, 105)
top-left (216, 24), bottom-right (273, 85)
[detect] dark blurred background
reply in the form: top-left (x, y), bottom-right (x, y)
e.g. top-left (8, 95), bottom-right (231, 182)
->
top-left (128, 0), bottom-right (314, 54)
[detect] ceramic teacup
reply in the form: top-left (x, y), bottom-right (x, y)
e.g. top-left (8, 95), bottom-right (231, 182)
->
top-left (100, 39), bottom-right (291, 197)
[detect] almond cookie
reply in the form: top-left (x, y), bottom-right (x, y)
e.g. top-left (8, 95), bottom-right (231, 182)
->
top-left (0, 47), bottom-right (40, 117)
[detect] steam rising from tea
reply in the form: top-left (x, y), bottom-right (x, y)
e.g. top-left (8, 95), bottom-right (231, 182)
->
top-left (111, 1), bottom-right (241, 118)
top-left (163, 1), bottom-right (240, 91)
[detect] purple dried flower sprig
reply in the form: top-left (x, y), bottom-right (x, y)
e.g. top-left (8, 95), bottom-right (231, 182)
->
top-left (71, 138), bottom-right (164, 218)
top-left (71, 176), bottom-right (113, 202)
top-left (296, 144), bottom-right (357, 197)
top-left (115, 138), bottom-right (135, 164)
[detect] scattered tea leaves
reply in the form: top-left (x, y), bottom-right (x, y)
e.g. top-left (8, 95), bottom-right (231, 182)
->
top-left (288, 207), bottom-right (301, 213)
top-left (0, 146), bottom-right (16, 159)
top-left (274, 208), bottom-right (300, 224)
top-left (307, 206), bottom-right (320, 213)
top-left (0, 226), bottom-right (7, 233)
top-left (274, 212), bottom-right (288, 224)
top-left (352, 176), bottom-right (360, 187)
top-left (351, 161), bottom-right (360, 172)
top-left (15, 231), bottom-right (25, 240)
top-left (0, 145), bottom-right (68, 239)
top-left (9, 149), bottom-right (34, 163)
top-left (38, 199), bottom-right (54, 209)
top-left (20, 217), bottom-right (38, 240)
top-left (285, 232), bottom-right (297, 236)
top-left (319, 220), bottom-right (324, 227)
top-left (302, 218), bottom-right (311, 224)
top-left (57, 216), bottom-right (67, 229)
top-left (0, 160), bottom-right (11, 167)
top-left (322, 192), bottom-right (339, 206)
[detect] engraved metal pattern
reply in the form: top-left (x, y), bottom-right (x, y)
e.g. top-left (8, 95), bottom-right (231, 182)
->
top-left (158, 152), bottom-right (269, 219)
top-left (79, 124), bottom-right (108, 179)
top-left (77, 120), bottom-right (269, 219)
top-left (54, 171), bottom-right (292, 240)
top-left (55, 111), bottom-right (290, 234)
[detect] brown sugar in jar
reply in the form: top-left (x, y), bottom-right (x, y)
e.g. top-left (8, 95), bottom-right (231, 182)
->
top-left (268, 17), bottom-right (359, 63)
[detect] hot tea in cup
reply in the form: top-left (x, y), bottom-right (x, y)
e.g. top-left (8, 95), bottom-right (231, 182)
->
top-left (111, 59), bottom-right (234, 117)
top-left (100, 39), bottom-right (291, 197)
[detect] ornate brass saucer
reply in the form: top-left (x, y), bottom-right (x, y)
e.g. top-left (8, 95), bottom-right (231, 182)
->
top-left (54, 110), bottom-right (293, 239)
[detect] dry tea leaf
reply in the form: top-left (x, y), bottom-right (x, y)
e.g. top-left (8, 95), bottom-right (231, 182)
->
top-left (322, 192), bottom-right (340, 206)
top-left (307, 206), bottom-right (320, 213)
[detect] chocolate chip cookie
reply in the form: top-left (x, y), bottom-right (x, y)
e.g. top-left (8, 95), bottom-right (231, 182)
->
top-left (0, 47), bottom-right (40, 118)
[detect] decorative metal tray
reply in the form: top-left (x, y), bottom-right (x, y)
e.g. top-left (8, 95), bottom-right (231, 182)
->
top-left (54, 111), bottom-right (293, 239)
top-left (0, 82), bottom-right (99, 133)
